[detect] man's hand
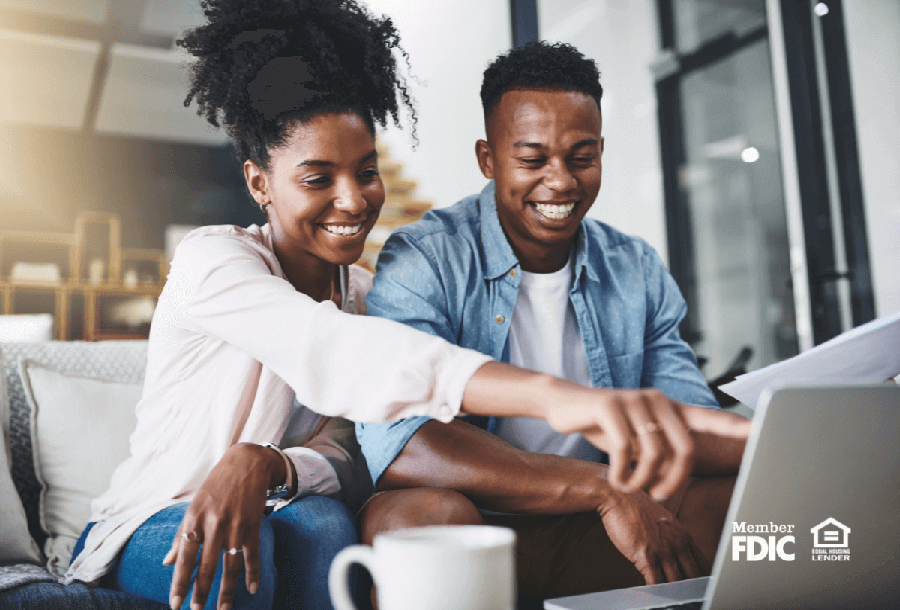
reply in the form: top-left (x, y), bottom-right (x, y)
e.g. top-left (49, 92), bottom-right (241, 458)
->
top-left (598, 487), bottom-right (710, 584)
top-left (162, 443), bottom-right (285, 610)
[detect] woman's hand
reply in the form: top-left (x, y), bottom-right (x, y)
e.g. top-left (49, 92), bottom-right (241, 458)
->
top-left (162, 443), bottom-right (286, 610)
top-left (463, 362), bottom-right (750, 507)
top-left (544, 388), bottom-right (750, 502)
top-left (543, 386), bottom-right (698, 502)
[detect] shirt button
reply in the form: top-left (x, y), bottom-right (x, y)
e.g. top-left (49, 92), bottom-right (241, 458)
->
top-left (495, 314), bottom-right (505, 324)
top-left (509, 269), bottom-right (517, 278)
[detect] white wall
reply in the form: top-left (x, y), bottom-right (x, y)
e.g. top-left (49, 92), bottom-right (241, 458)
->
top-left (365, 0), bottom-right (666, 257)
top-left (361, 0), bottom-right (511, 207)
top-left (361, 0), bottom-right (670, 266)
top-left (358, 0), bottom-right (899, 317)
top-left (843, 0), bottom-right (900, 318)
top-left (538, 0), bottom-right (669, 260)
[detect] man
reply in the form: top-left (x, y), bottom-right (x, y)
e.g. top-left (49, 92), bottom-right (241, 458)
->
top-left (356, 42), bottom-right (748, 607)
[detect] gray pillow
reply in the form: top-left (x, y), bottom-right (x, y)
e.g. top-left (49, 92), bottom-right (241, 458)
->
top-left (21, 360), bottom-right (143, 576)
top-left (1, 341), bottom-right (147, 554)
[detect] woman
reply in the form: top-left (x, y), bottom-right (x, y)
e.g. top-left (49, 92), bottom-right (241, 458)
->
top-left (65, 1), bottom-right (742, 609)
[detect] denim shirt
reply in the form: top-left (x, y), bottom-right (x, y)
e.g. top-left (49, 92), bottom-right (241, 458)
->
top-left (357, 182), bottom-right (717, 483)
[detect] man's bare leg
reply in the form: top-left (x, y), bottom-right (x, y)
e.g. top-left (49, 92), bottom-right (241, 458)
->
top-left (359, 487), bottom-right (485, 544)
top-left (358, 489), bottom-right (485, 610)
top-left (672, 476), bottom-right (736, 569)
top-left (358, 477), bottom-right (735, 607)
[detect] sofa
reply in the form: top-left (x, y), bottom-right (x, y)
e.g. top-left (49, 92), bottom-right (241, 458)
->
top-left (0, 340), bottom-right (373, 610)
top-left (0, 340), bottom-right (169, 609)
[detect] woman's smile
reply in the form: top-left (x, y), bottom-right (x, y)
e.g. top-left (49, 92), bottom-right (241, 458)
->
top-left (320, 222), bottom-right (366, 237)
top-left (245, 111), bottom-right (385, 275)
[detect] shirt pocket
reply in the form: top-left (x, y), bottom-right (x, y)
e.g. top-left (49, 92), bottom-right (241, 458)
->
top-left (608, 351), bottom-right (644, 389)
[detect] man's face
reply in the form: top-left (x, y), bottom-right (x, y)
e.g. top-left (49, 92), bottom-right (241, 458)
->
top-left (477, 88), bottom-right (603, 272)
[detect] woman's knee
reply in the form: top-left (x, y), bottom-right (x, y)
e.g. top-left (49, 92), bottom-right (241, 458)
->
top-left (194, 518), bottom-right (279, 610)
top-left (267, 496), bottom-right (358, 609)
top-left (359, 488), bottom-right (483, 544)
top-left (269, 496), bottom-right (358, 551)
top-left (114, 503), bottom-right (277, 610)
top-left (256, 517), bottom-right (277, 585)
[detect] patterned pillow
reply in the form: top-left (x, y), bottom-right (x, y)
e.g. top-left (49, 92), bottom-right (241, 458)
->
top-left (0, 341), bottom-right (147, 554)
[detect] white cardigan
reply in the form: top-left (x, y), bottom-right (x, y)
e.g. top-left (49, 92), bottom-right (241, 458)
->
top-left (64, 223), bottom-right (491, 585)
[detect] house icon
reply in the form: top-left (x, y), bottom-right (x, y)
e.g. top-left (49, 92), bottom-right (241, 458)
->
top-left (811, 517), bottom-right (851, 548)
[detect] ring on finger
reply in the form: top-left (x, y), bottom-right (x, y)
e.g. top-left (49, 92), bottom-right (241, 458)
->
top-left (182, 531), bottom-right (202, 544)
top-left (227, 547), bottom-right (244, 555)
top-left (637, 421), bottom-right (661, 436)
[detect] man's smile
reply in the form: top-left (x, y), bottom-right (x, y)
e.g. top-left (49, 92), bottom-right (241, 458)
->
top-left (530, 201), bottom-right (578, 221)
top-left (321, 222), bottom-right (364, 237)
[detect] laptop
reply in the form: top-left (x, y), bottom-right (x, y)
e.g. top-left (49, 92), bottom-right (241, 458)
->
top-left (545, 384), bottom-right (900, 610)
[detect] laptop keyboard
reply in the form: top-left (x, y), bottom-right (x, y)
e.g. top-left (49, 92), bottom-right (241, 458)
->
top-left (648, 602), bottom-right (704, 610)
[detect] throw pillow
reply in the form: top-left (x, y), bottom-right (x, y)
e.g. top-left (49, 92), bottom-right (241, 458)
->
top-left (0, 341), bottom-right (148, 559)
top-left (20, 360), bottom-right (142, 576)
top-left (0, 426), bottom-right (42, 564)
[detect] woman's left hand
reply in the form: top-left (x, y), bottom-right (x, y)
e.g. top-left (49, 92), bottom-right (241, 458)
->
top-left (162, 443), bottom-right (286, 610)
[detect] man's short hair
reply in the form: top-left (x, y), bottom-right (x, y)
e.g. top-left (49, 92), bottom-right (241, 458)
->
top-left (480, 41), bottom-right (604, 119)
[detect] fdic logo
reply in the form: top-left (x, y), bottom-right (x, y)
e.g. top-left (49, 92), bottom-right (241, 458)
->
top-left (731, 522), bottom-right (796, 561)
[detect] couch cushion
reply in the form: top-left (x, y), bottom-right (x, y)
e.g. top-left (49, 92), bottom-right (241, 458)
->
top-left (0, 564), bottom-right (56, 592)
top-left (0, 581), bottom-right (168, 610)
top-left (0, 341), bottom-right (148, 562)
top-left (21, 361), bottom-right (143, 576)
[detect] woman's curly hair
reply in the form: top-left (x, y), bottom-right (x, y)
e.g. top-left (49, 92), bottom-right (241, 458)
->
top-left (179, 0), bottom-right (415, 168)
top-left (480, 41), bottom-right (603, 119)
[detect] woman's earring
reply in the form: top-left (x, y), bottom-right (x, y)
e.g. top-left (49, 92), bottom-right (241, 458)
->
top-left (259, 201), bottom-right (269, 213)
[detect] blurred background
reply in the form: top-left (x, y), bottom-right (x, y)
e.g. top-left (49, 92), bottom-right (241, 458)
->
top-left (0, 0), bottom-right (897, 383)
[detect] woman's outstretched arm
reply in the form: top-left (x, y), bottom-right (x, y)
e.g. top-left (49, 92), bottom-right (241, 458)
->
top-left (179, 232), bottom-right (749, 499)
top-left (460, 361), bottom-right (750, 501)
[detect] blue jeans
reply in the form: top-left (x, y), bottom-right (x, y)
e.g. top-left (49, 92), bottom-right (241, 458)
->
top-left (73, 496), bottom-right (361, 610)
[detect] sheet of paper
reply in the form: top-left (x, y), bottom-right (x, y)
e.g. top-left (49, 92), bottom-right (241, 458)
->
top-left (719, 310), bottom-right (900, 409)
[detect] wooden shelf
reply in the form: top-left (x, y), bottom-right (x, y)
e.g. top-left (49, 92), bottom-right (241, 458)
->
top-left (0, 212), bottom-right (166, 340)
top-left (1, 145), bottom-right (431, 330)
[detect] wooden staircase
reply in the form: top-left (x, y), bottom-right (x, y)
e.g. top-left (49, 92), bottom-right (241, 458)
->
top-left (358, 143), bottom-right (433, 272)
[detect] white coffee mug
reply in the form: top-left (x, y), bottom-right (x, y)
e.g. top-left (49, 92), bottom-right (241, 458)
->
top-left (329, 525), bottom-right (516, 610)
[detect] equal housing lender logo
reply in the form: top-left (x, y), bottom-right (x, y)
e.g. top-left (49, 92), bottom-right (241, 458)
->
top-left (810, 517), bottom-right (851, 561)
top-left (730, 517), bottom-right (850, 562)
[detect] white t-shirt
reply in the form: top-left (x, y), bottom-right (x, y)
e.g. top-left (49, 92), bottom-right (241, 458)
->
top-left (496, 259), bottom-right (602, 462)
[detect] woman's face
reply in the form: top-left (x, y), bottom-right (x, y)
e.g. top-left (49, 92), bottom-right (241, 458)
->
top-left (245, 112), bottom-right (385, 268)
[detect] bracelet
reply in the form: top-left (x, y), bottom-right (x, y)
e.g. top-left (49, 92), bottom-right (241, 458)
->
top-left (262, 443), bottom-right (295, 508)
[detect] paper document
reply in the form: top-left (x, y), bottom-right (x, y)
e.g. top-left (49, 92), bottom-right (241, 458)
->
top-left (720, 310), bottom-right (900, 409)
